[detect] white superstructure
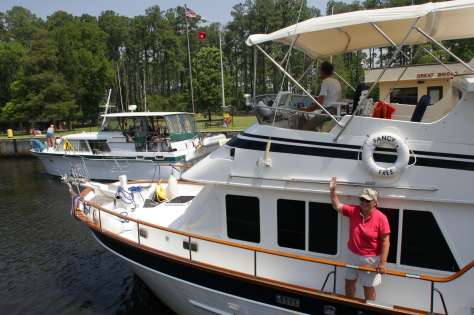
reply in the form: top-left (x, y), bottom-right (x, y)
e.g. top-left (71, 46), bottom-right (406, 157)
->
top-left (68, 1), bottom-right (474, 314)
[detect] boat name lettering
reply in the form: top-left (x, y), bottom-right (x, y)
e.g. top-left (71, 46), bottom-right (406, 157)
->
top-left (378, 167), bottom-right (395, 176)
top-left (275, 295), bottom-right (300, 308)
top-left (372, 135), bottom-right (398, 147)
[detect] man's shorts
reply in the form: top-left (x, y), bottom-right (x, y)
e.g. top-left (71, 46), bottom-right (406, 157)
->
top-left (345, 250), bottom-right (382, 287)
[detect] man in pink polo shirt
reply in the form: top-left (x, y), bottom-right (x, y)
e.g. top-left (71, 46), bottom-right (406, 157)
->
top-left (330, 177), bottom-right (390, 301)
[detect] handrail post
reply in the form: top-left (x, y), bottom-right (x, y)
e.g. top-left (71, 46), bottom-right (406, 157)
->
top-left (430, 281), bottom-right (434, 313)
top-left (254, 251), bottom-right (257, 277)
top-left (137, 222), bottom-right (140, 245)
top-left (188, 236), bottom-right (192, 261)
top-left (98, 208), bottom-right (102, 232)
top-left (433, 288), bottom-right (449, 315)
top-left (321, 270), bottom-right (336, 292)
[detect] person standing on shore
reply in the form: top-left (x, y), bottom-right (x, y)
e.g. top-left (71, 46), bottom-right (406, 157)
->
top-left (329, 176), bottom-right (390, 301)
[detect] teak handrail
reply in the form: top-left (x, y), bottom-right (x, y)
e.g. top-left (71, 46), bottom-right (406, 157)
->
top-left (77, 188), bottom-right (474, 284)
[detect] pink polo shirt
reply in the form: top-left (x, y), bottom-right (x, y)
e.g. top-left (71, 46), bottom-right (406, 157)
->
top-left (342, 204), bottom-right (390, 257)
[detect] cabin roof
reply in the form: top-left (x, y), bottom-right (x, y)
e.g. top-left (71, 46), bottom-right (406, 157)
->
top-left (101, 112), bottom-right (192, 118)
top-left (246, 0), bottom-right (474, 58)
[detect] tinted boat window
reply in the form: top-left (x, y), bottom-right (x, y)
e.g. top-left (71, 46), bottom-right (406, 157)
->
top-left (401, 210), bottom-right (459, 272)
top-left (308, 202), bottom-right (338, 255)
top-left (88, 140), bottom-right (111, 153)
top-left (277, 199), bottom-right (305, 250)
top-left (378, 208), bottom-right (399, 264)
top-left (69, 140), bottom-right (90, 152)
top-left (226, 195), bottom-right (260, 243)
top-left (390, 87), bottom-right (418, 105)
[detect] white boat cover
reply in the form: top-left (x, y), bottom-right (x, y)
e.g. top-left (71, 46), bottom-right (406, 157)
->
top-left (246, 0), bottom-right (474, 58)
top-left (101, 112), bottom-right (190, 118)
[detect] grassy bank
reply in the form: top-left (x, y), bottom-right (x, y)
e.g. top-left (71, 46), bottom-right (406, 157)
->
top-left (0, 114), bottom-right (256, 140)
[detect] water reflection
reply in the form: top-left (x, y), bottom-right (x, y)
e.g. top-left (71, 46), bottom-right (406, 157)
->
top-left (0, 158), bottom-right (175, 315)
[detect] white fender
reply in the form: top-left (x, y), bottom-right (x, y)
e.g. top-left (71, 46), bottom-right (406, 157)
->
top-left (362, 132), bottom-right (410, 177)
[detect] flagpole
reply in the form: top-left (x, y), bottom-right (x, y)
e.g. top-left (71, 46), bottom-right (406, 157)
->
top-left (184, 5), bottom-right (196, 113)
top-left (219, 28), bottom-right (225, 109)
top-left (143, 54), bottom-right (147, 112)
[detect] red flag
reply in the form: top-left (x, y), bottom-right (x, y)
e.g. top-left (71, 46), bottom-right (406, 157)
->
top-left (198, 31), bottom-right (206, 41)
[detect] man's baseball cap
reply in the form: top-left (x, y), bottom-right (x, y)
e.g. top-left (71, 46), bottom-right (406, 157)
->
top-left (360, 188), bottom-right (378, 202)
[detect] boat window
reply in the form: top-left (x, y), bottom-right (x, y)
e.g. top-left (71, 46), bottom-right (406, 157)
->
top-left (165, 115), bottom-right (185, 134)
top-left (378, 208), bottom-right (399, 264)
top-left (427, 86), bottom-right (443, 105)
top-left (277, 199), bottom-right (305, 250)
top-left (181, 114), bottom-right (197, 133)
top-left (226, 195), bottom-right (260, 243)
top-left (165, 114), bottom-right (197, 142)
top-left (88, 140), bottom-right (111, 153)
top-left (68, 140), bottom-right (90, 152)
top-left (389, 87), bottom-right (418, 105)
top-left (288, 95), bottom-right (314, 110)
top-left (308, 202), bottom-right (338, 255)
top-left (101, 117), bottom-right (123, 131)
top-left (256, 91), bottom-right (344, 132)
top-left (401, 210), bottom-right (459, 272)
top-left (256, 106), bottom-right (336, 133)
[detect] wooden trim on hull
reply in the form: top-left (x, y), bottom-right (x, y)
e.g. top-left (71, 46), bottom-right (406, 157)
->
top-left (73, 205), bottom-right (436, 315)
top-left (90, 223), bottom-right (430, 315)
top-left (77, 189), bottom-right (474, 284)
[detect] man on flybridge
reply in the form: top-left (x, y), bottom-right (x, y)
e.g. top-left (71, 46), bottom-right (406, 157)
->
top-left (304, 61), bottom-right (342, 112)
top-left (303, 61), bottom-right (342, 130)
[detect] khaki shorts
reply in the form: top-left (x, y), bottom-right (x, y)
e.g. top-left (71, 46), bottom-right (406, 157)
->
top-left (345, 250), bottom-right (382, 287)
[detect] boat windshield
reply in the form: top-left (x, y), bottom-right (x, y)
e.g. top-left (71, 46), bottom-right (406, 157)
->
top-left (101, 117), bottom-right (123, 132)
top-left (255, 93), bottom-right (346, 132)
top-left (256, 105), bottom-right (337, 132)
top-left (164, 114), bottom-right (198, 142)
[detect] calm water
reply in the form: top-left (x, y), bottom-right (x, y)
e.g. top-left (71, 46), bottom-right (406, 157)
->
top-left (0, 158), bottom-right (176, 315)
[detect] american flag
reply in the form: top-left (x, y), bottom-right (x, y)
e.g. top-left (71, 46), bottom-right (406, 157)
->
top-left (185, 8), bottom-right (198, 19)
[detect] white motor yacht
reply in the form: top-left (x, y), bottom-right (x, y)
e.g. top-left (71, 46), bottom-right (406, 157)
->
top-left (31, 112), bottom-right (226, 180)
top-left (68, 1), bottom-right (474, 314)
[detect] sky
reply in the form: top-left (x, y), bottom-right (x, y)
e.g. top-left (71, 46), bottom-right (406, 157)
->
top-left (0, 0), bottom-right (331, 24)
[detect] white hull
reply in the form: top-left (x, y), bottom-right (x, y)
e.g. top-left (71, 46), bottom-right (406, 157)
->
top-left (95, 234), bottom-right (308, 315)
top-left (34, 153), bottom-right (180, 180)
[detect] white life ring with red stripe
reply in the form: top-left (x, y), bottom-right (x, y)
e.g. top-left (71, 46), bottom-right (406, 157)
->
top-left (362, 132), bottom-right (410, 177)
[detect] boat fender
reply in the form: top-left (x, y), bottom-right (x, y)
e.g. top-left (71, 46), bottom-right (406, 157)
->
top-left (63, 138), bottom-right (74, 151)
top-left (166, 175), bottom-right (179, 200)
top-left (362, 132), bottom-right (410, 177)
top-left (155, 180), bottom-right (168, 201)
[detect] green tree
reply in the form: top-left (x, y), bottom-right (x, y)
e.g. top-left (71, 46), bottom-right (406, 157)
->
top-left (98, 10), bottom-right (130, 61)
top-left (49, 15), bottom-right (112, 121)
top-left (193, 47), bottom-right (234, 113)
top-left (1, 29), bottom-right (77, 126)
top-left (4, 6), bottom-right (42, 44)
top-left (0, 42), bottom-right (25, 108)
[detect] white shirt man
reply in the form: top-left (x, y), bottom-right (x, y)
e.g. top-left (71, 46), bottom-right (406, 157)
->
top-left (319, 76), bottom-right (342, 108)
top-left (304, 61), bottom-right (342, 112)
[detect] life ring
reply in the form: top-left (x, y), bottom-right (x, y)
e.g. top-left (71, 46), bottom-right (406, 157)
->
top-left (362, 132), bottom-right (410, 177)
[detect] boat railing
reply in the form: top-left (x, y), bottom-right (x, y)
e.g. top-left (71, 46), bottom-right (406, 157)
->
top-left (75, 188), bottom-right (473, 313)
